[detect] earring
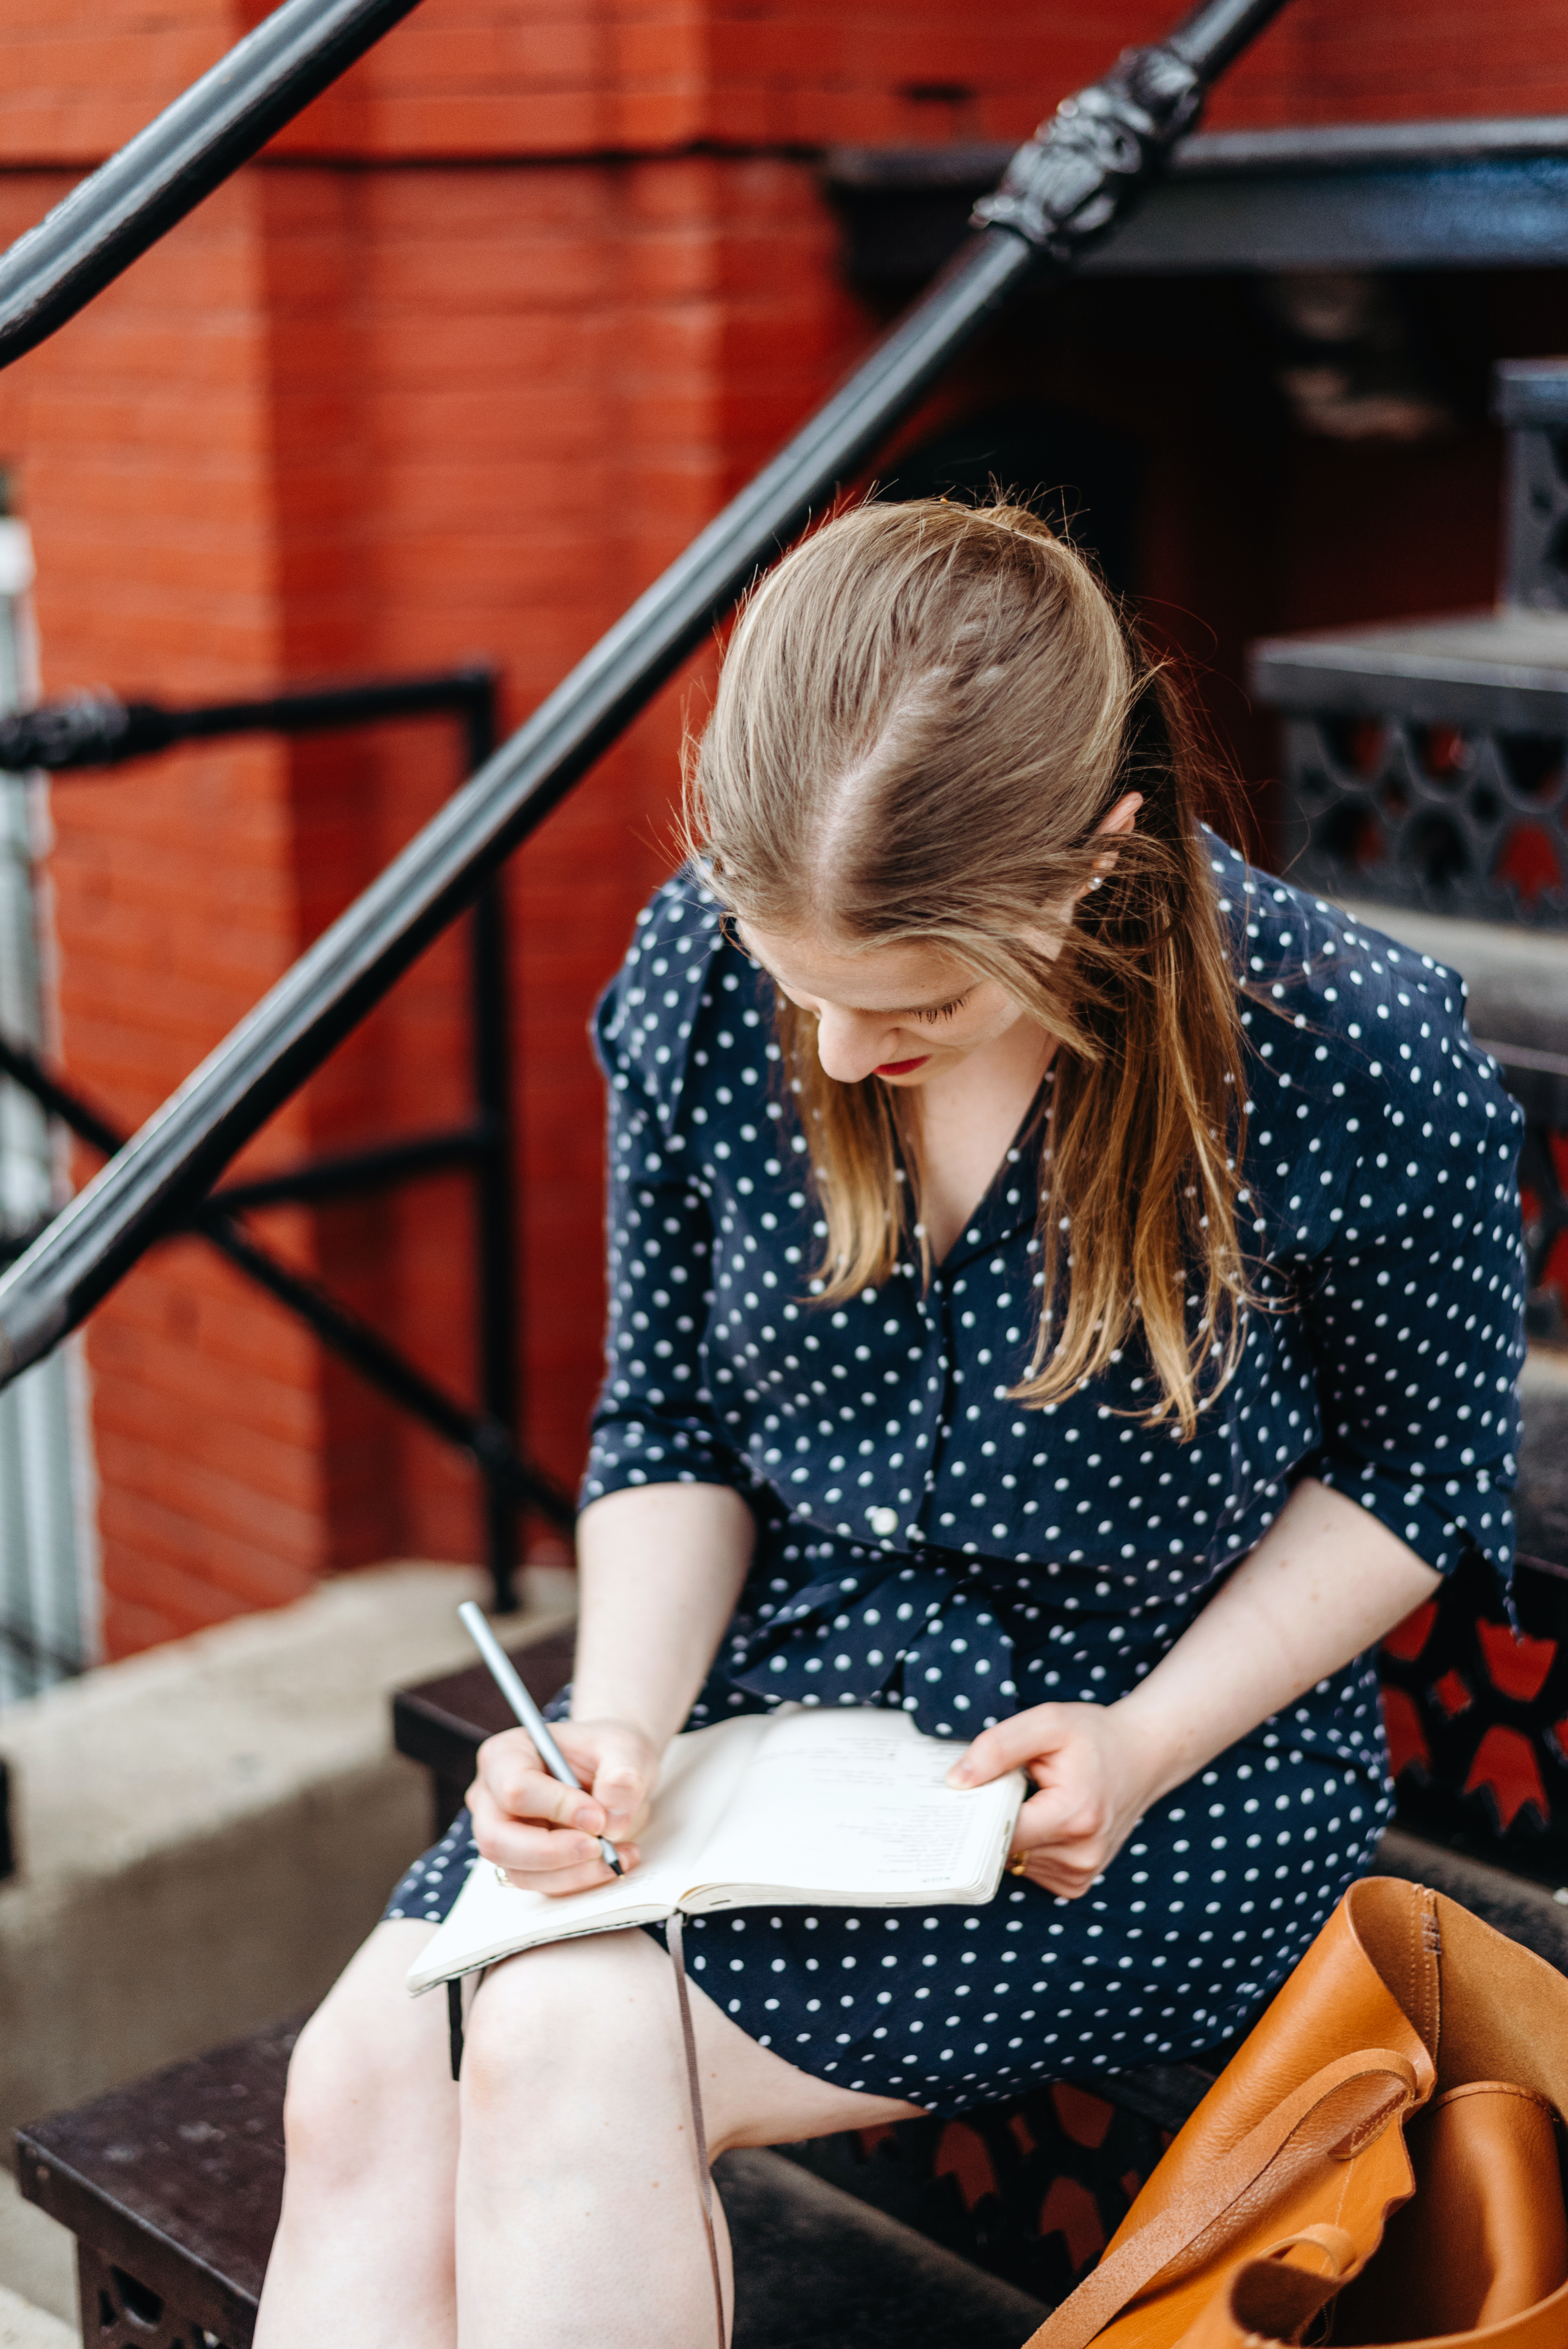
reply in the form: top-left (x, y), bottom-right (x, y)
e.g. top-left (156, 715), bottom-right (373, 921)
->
top-left (1088, 876), bottom-right (1103, 890)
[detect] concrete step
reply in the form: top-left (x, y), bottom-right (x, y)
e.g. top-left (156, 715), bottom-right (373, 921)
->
top-left (0, 2283), bottom-right (73, 2349)
top-left (1336, 896), bottom-right (1568, 1071)
top-left (0, 2173), bottom-right (70, 2335)
top-left (0, 1563), bottom-right (571, 2156)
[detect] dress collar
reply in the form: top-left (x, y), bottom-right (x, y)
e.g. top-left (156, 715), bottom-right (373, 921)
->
top-left (925, 1062), bottom-right (1053, 1277)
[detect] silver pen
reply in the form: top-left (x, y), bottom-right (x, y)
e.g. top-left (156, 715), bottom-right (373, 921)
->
top-left (458, 1600), bottom-right (624, 1875)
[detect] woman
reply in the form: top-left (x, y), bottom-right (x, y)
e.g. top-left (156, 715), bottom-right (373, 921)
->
top-left (257, 501), bottom-right (1524, 2348)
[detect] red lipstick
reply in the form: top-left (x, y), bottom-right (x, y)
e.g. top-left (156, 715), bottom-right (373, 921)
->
top-left (877, 1055), bottom-right (930, 1076)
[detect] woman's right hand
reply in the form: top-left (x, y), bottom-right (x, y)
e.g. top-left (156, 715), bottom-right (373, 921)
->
top-left (467, 1718), bottom-right (657, 1895)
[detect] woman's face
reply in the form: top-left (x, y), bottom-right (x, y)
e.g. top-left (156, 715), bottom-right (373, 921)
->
top-left (734, 791), bottom-right (1142, 1092)
top-left (735, 925), bottom-right (1027, 1089)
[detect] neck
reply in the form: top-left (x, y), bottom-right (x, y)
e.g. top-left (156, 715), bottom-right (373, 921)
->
top-left (906, 1021), bottom-right (1057, 1265)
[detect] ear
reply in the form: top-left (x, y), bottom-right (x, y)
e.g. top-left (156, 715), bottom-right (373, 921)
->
top-left (1077, 793), bottom-right (1143, 896)
top-left (1096, 791), bottom-right (1142, 841)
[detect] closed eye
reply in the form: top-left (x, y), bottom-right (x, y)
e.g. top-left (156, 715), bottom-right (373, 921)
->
top-left (913, 994), bottom-right (969, 1023)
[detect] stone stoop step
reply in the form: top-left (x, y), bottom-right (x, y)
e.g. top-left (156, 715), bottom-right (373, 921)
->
top-left (0, 2282), bottom-right (74, 2349)
top-left (0, 1563), bottom-right (573, 2170)
top-left (0, 2170), bottom-right (72, 2336)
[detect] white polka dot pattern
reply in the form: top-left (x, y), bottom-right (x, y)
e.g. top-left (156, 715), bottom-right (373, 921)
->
top-left (385, 830), bottom-right (1525, 2114)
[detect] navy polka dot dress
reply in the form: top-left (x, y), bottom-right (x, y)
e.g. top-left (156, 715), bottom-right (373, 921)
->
top-left (386, 831), bottom-right (1526, 2117)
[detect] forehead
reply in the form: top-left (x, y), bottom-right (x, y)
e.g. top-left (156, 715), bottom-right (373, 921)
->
top-left (739, 920), bottom-right (973, 1012)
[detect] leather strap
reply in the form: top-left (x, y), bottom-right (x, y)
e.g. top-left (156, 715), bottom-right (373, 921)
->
top-left (1262, 2223), bottom-right (1360, 2278)
top-left (1022, 2047), bottom-right (1420, 2349)
top-left (667, 1913), bottom-right (727, 2349)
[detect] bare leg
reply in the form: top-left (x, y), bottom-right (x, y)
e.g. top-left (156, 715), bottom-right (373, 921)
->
top-left (255, 1921), bottom-right (458, 2349)
top-left (257, 1918), bottom-right (922, 2349)
top-left (454, 1927), bottom-right (921, 2349)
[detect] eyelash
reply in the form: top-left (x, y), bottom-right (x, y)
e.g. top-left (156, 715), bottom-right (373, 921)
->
top-left (914, 996), bottom-right (968, 1023)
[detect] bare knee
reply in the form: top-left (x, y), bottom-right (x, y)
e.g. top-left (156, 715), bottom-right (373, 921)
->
top-left (283, 2010), bottom-right (397, 2188)
top-left (282, 1937), bottom-right (454, 2194)
top-left (460, 1932), bottom-right (674, 2130)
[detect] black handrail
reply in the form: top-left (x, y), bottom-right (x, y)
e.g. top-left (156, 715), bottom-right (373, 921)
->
top-left (0, 1024), bottom-right (572, 1530)
top-left (0, 0), bottom-right (1291, 1391)
top-left (0, 668), bottom-right (500, 772)
top-left (0, 668), bottom-right (575, 1587)
top-left (0, 0), bottom-right (426, 370)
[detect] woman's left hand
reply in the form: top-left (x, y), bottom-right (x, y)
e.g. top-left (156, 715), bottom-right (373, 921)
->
top-left (946, 1701), bottom-right (1162, 1898)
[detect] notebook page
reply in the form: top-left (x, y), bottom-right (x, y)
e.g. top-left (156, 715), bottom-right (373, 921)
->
top-left (406, 1711), bottom-right (770, 1992)
top-left (690, 1707), bottom-right (1022, 1905)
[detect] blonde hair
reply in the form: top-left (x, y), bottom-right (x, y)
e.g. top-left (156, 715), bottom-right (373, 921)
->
top-left (685, 499), bottom-right (1251, 1437)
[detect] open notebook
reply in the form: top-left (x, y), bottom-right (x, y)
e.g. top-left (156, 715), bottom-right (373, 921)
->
top-left (406, 1705), bottom-right (1026, 1994)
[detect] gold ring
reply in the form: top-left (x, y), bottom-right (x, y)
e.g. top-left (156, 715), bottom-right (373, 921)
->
top-left (1007, 1853), bottom-right (1030, 1877)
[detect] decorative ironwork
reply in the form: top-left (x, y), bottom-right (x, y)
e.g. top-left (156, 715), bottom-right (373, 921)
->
top-left (786, 2084), bottom-right (1174, 2308)
top-left (1253, 362), bottom-right (1568, 1362)
top-left (1278, 708), bottom-right (1568, 925)
top-left (972, 43), bottom-right (1203, 257)
top-left (1501, 369), bottom-right (1568, 615)
top-left (827, 118), bottom-right (1568, 294)
top-left (1520, 1113), bottom-right (1568, 1340)
top-left (77, 2244), bottom-right (230, 2349)
top-left (1258, 355), bottom-right (1568, 927)
top-left (1380, 1548), bottom-right (1568, 1887)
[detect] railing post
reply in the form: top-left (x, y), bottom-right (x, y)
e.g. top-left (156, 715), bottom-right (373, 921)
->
top-left (466, 679), bottom-right (523, 1613)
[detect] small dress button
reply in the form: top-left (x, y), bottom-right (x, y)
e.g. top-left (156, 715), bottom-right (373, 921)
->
top-left (867, 1506), bottom-right (900, 1539)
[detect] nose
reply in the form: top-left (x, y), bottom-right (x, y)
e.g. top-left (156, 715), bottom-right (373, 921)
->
top-left (815, 1006), bottom-right (902, 1084)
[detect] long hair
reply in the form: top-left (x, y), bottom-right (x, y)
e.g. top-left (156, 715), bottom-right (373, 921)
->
top-left (684, 499), bottom-right (1252, 1437)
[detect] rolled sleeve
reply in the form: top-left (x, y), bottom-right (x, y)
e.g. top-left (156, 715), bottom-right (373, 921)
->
top-left (1299, 1042), bottom-right (1526, 1585)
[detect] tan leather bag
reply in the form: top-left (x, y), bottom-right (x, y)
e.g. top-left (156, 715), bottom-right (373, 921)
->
top-left (1023, 1877), bottom-right (1568, 2349)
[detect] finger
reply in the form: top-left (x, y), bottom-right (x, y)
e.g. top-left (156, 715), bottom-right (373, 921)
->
top-left (590, 1755), bottom-right (652, 1837)
top-left (1014, 1782), bottom-right (1105, 1850)
top-left (497, 1841), bottom-right (642, 1897)
top-left (1023, 1858), bottom-right (1097, 1899)
top-left (475, 1741), bottom-right (607, 1834)
top-left (477, 1766), bottom-right (606, 1835)
top-left (474, 1808), bottom-right (610, 1874)
top-left (1009, 1827), bottom-right (1108, 1896)
top-left (498, 1852), bottom-right (624, 1899)
top-left (469, 1779), bottom-right (611, 1868)
top-left (947, 1706), bottom-right (1074, 1788)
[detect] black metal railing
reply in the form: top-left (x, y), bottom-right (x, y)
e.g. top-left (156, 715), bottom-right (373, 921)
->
top-left (0, 0), bottom-right (426, 370)
top-left (0, 671), bottom-right (572, 1638)
top-left (0, 0), bottom-right (1291, 1620)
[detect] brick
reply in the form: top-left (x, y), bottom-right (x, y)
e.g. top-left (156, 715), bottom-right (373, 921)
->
top-left (7, 0), bottom-right (1541, 1659)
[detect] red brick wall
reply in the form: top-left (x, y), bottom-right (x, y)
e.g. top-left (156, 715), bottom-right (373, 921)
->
top-left (0, 0), bottom-right (1561, 1652)
top-left (0, 167), bottom-right (335, 1650)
